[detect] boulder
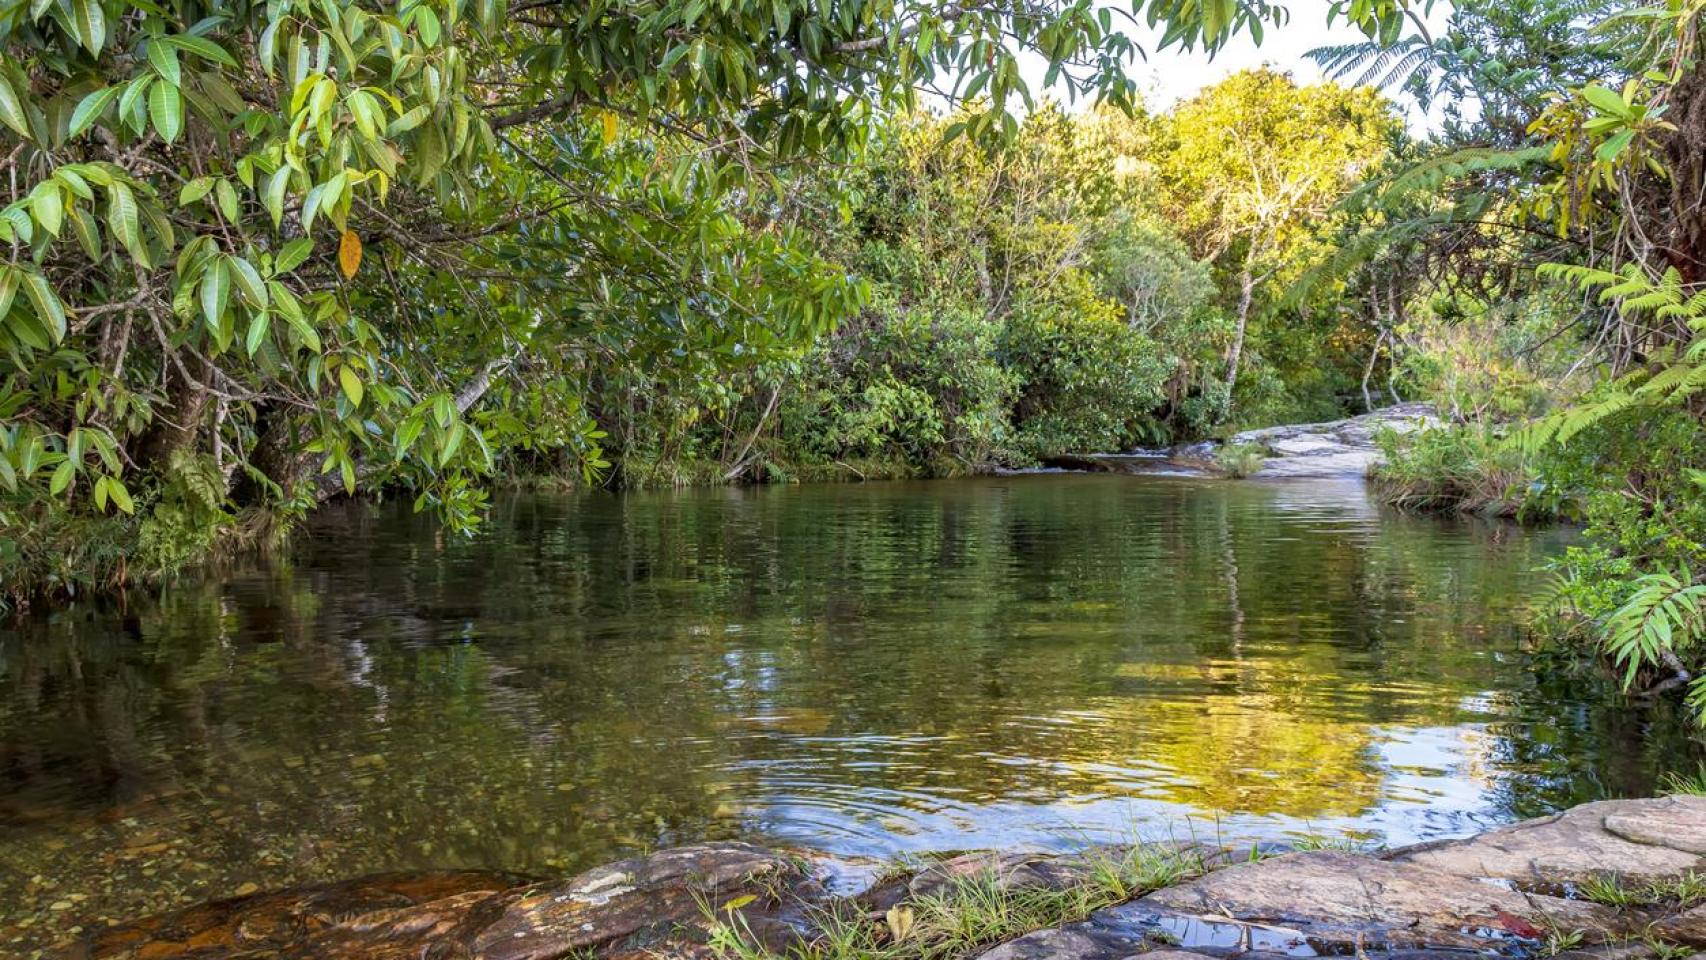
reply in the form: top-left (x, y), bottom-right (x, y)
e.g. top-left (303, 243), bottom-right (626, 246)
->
top-left (1390, 796), bottom-right (1706, 887)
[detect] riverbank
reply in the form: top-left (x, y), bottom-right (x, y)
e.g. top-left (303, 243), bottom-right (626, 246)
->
top-left (50, 794), bottom-right (1706, 959)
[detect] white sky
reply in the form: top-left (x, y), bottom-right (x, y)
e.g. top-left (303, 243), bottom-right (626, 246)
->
top-left (1020, 1), bottom-right (1456, 132)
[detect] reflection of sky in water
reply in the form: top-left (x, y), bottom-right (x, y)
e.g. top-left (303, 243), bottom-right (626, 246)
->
top-left (739, 720), bottom-right (1513, 860)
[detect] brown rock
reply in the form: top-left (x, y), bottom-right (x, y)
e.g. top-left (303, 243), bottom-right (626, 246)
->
top-left (471, 842), bottom-right (825, 960)
top-left (51, 871), bottom-right (525, 959)
top-left (1392, 796), bottom-right (1706, 887)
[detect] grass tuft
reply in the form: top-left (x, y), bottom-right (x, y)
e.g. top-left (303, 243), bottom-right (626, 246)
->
top-left (704, 843), bottom-right (1205, 960)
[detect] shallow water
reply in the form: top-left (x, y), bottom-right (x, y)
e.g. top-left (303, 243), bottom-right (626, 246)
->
top-left (1, 474), bottom-right (1697, 952)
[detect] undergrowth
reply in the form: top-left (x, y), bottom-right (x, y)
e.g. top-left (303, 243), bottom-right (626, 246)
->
top-left (704, 843), bottom-right (1204, 960)
top-left (1371, 424), bottom-right (1570, 520)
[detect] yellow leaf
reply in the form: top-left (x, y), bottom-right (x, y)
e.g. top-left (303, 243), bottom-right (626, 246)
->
top-left (338, 229), bottom-right (362, 279)
top-left (600, 110), bottom-right (618, 146)
top-left (885, 905), bottom-right (915, 942)
top-left (339, 365), bottom-right (364, 407)
top-left (722, 894), bottom-right (756, 913)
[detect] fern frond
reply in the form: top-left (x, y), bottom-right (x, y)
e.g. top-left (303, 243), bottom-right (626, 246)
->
top-left (1604, 569), bottom-right (1706, 688)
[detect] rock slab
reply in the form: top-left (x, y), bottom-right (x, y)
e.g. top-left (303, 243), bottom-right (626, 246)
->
top-left (1230, 402), bottom-right (1438, 479)
top-left (1391, 795), bottom-right (1706, 886)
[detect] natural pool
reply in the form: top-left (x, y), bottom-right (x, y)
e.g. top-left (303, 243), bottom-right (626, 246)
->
top-left (1, 474), bottom-right (1698, 954)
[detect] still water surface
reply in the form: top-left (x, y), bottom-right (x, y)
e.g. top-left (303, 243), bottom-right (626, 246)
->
top-left (1, 474), bottom-right (1697, 951)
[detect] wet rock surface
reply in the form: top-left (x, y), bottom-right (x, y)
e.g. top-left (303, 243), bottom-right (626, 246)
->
top-left (51, 798), bottom-right (1706, 960)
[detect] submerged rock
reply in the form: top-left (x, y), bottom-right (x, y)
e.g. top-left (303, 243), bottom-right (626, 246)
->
top-left (55, 870), bottom-right (526, 959)
top-left (50, 844), bottom-right (822, 960)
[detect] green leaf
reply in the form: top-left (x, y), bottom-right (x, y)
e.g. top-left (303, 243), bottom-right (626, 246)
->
top-left (274, 237), bottom-right (313, 275)
top-left (215, 178), bottom-right (239, 221)
top-left (339, 364), bottom-right (365, 407)
top-left (227, 255), bottom-right (268, 309)
top-left (200, 257), bottom-right (229, 333)
top-left (70, 0), bottom-right (106, 55)
top-left (49, 459), bottom-right (74, 496)
top-left (269, 281), bottom-right (321, 351)
top-left (245, 311), bottom-right (271, 356)
top-left (0, 267), bottom-right (18, 319)
top-left (106, 181), bottom-right (141, 254)
top-left (178, 176), bottom-right (214, 206)
top-left (30, 183), bottom-right (63, 237)
top-left (439, 420), bottom-right (465, 465)
top-left (415, 6), bottom-right (441, 44)
top-left (1581, 84), bottom-right (1629, 117)
top-left (106, 475), bottom-right (135, 514)
top-left (146, 40), bottom-right (181, 84)
top-left (161, 34), bottom-right (239, 67)
top-left (68, 86), bottom-right (121, 137)
top-left (119, 75), bottom-right (153, 136)
top-left (1596, 129), bottom-right (1636, 163)
top-left (68, 207), bottom-right (101, 259)
top-left (148, 80), bottom-right (183, 143)
top-left (0, 74), bottom-right (31, 138)
top-left (20, 271), bottom-right (66, 342)
top-left (265, 166), bottom-right (290, 227)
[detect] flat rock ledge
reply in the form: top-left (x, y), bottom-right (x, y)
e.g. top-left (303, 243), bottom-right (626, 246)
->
top-left (1050, 402), bottom-right (1439, 481)
top-left (1227, 401), bottom-right (1439, 479)
top-left (52, 796), bottom-right (1706, 960)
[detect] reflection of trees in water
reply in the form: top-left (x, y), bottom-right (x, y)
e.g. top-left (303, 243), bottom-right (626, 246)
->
top-left (0, 476), bottom-right (1696, 910)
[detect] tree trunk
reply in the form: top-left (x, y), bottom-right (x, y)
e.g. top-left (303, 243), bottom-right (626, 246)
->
top-left (1663, 53), bottom-right (1706, 287)
top-left (1225, 266), bottom-right (1256, 394)
top-left (1361, 328), bottom-right (1387, 413)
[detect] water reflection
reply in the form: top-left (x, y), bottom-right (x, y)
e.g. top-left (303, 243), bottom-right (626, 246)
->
top-left (0, 475), bottom-right (1697, 952)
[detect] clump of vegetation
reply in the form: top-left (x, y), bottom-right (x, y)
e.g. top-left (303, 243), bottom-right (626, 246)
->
top-left (1371, 426), bottom-right (1569, 521)
top-left (705, 844), bottom-right (1205, 960)
top-left (1576, 872), bottom-right (1706, 910)
top-left (1215, 443), bottom-right (1268, 479)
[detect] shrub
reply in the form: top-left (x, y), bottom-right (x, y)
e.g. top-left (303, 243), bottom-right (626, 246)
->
top-left (1371, 424), bottom-right (1573, 521)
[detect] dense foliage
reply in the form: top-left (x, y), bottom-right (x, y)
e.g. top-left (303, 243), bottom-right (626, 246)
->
top-left (0, 0), bottom-right (1420, 604)
top-left (6, 0), bottom-right (1706, 733)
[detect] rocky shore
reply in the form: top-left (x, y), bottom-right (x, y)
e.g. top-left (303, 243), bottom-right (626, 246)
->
top-left (50, 795), bottom-right (1706, 960)
top-left (1053, 403), bottom-right (1440, 480)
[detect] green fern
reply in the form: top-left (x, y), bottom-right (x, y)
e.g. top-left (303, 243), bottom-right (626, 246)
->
top-left (1604, 568), bottom-right (1706, 688)
top-left (1515, 263), bottom-right (1706, 453)
top-left (167, 449), bottom-right (228, 512)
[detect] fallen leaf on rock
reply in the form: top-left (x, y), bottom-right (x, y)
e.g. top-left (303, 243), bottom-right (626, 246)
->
top-left (1495, 909), bottom-right (1543, 939)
